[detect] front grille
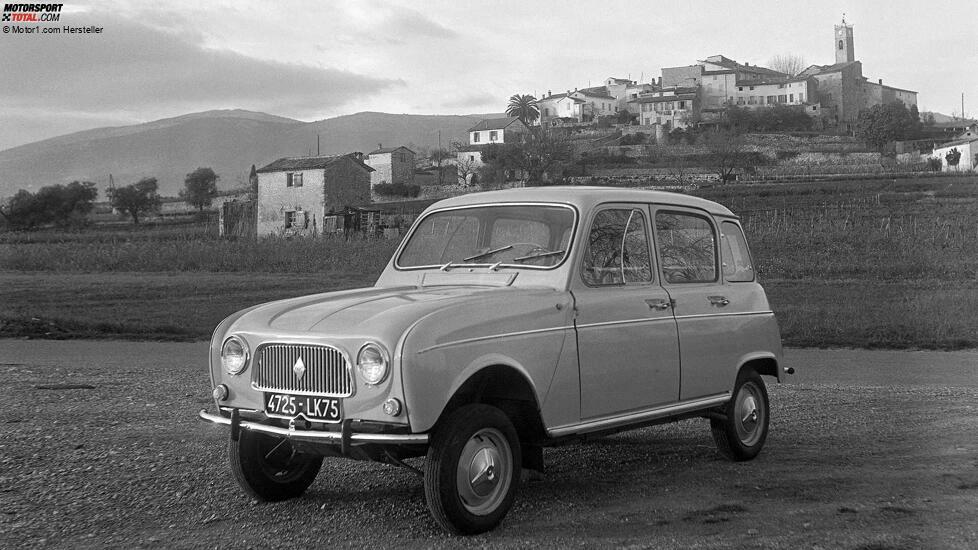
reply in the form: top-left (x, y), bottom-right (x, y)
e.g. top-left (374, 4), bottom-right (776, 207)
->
top-left (252, 344), bottom-right (354, 397)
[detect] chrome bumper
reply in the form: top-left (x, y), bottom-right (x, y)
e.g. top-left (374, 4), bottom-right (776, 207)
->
top-left (198, 409), bottom-right (429, 445)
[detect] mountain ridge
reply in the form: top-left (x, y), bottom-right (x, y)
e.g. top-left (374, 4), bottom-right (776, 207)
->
top-left (0, 110), bottom-right (503, 198)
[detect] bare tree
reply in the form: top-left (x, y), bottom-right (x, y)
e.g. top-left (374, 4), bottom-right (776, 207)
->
top-left (768, 54), bottom-right (807, 76)
top-left (451, 141), bottom-right (479, 186)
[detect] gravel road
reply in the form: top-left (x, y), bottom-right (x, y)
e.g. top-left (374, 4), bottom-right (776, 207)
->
top-left (1, 340), bottom-right (976, 549)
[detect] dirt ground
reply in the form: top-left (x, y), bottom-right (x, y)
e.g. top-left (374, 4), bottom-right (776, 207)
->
top-left (0, 341), bottom-right (976, 549)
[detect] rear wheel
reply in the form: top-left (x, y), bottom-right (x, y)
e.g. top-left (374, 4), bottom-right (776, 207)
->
top-left (711, 370), bottom-right (769, 461)
top-left (229, 430), bottom-right (323, 501)
top-left (424, 404), bottom-right (521, 535)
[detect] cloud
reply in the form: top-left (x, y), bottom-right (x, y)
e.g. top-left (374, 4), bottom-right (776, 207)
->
top-left (0, 11), bottom-right (403, 120)
top-left (383, 5), bottom-right (457, 39)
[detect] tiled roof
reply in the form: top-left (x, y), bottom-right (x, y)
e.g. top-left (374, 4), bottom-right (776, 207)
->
top-left (629, 93), bottom-right (697, 103)
top-left (799, 61), bottom-right (859, 76)
top-left (368, 146), bottom-right (415, 155)
top-left (257, 154), bottom-right (374, 173)
top-left (575, 88), bottom-right (617, 101)
top-left (467, 117), bottom-right (523, 131)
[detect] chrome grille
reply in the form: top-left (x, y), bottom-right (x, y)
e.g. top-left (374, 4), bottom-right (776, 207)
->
top-left (252, 344), bottom-right (353, 397)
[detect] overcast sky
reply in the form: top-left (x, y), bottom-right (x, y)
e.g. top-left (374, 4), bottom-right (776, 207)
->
top-left (0, 0), bottom-right (974, 151)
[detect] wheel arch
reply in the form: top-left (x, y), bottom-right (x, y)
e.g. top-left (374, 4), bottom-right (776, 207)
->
top-left (737, 353), bottom-right (781, 382)
top-left (437, 364), bottom-right (547, 446)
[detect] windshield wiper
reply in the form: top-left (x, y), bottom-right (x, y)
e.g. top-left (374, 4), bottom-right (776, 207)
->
top-left (514, 249), bottom-right (565, 262)
top-left (463, 245), bottom-right (513, 262)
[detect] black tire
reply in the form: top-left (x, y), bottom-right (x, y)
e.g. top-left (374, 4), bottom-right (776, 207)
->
top-left (229, 430), bottom-right (323, 501)
top-left (711, 369), bottom-right (770, 461)
top-left (424, 404), bottom-right (521, 535)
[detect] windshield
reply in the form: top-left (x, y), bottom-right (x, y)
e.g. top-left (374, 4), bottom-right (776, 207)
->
top-left (396, 204), bottom-right (576, 269)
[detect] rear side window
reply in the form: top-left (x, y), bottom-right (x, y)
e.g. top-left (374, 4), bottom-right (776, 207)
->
top-left (721, 221), bottom-right (755, 282)
top-left (581, 208), bottom-right (652, 286)
top-left (655, 211), bottom-right (717, 283)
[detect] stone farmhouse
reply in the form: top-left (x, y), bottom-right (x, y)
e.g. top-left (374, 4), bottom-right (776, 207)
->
top-left (364, 146), bottom-right (415, 190)
top-left (535, 19), bottom-right (916, 133)
top-left (255, 154), bottom-right (372, 237)
top-left (455, 117), bottom-right (530, 183)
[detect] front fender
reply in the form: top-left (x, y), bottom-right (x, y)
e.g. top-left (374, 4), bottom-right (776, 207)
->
top-left (398, 289), bottom-right (574, 433)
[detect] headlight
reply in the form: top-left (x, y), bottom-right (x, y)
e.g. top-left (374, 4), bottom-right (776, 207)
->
top-left (357, 342), bottom-right (389, 385)
top-left (221, 336), bottom-right (250, 375)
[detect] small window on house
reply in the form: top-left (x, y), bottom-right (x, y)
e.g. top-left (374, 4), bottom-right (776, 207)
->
top-left (838, 39), bottom-right (844, 50)
top-left (489, 131), bottom-right (498, 141)
top-left (543, 107), bottom-right (550, 116)
top-left (468, 155), bottom-right (474, 162)
top-left (472, 132), bottom-right (480, 143)
top-left (767, 95), bottom-right (776, 104)
top-left (285, 211), bottom-right (296, 228)
top-left (678, 100), bottom-right (686, 109)
top-left (286, 172), bottom-right (303, 187)
top-left (778, 94), bottom-right (787, 103)
top-left (747, 96), bottom-right (757, 105)
top-left (737, 87), bottom-right (743, 92)
top-left (749, 86), bottom-right (755, 91)
top-left (790, 93), bottom-right (795, 102)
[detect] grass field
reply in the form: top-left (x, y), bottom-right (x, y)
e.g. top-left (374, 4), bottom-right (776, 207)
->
top-left (1, 176), bottom-right (976, 348)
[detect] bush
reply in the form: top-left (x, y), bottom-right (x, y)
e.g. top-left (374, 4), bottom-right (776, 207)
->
top-left (927, 157), bottom-right (943, 171)
top-left (373, 182), bottom-right (421, 198)
top-left (619, 133), bottom-right (647, 146)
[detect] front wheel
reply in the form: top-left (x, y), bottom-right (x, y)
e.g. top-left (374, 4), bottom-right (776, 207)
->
top-left (711, 370), bottom-right (770, 461)
top-left (229, 430), bottom-right (323, 501)
top-left (424, 404), bottom-right (521, 535)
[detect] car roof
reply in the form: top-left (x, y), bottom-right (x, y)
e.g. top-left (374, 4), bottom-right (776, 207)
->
top-left (428, 186), bottom-right (736, 217)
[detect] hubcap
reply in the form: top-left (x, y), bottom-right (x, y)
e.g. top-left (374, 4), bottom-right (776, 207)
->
top-left (734, 383), bottom-right (764, 446)
top-left (456, 428), bottom-right (512, 515)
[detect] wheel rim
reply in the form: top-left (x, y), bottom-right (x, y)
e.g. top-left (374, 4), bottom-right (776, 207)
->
top-left (456, 427), bottom-right (512, 515)
top-left (734, 382), bottom-right (765, 447)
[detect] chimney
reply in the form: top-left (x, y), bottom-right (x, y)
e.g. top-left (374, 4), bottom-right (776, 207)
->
top-left (548, 90), bottom-right (551, 97)
top-left (878, 79), bottom-right (883, 85)
top-left (377, 143), bottom-right (382, 150)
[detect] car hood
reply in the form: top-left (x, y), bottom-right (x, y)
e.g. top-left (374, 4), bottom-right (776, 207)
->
top-left (225, 285), bottom-right (565, 338)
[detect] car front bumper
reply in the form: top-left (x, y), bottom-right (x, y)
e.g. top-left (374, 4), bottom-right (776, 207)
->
top-left (198, 409), bottom-right (429, 445)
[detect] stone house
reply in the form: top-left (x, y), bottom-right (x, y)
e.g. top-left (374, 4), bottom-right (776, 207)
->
top-left (255, 154), bottom-right (373, 237)
top-left (456, 117), bottom-right (530, 184)
top-left (628, 87), bottom-right (700, 129)
top-left (537, 89), bottom-right (619, 125)
top-left (364, 146), bottom-right (415, 189)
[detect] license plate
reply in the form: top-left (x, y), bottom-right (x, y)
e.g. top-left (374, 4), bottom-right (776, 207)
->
top-left (265, 393), bottom-right (342, 422)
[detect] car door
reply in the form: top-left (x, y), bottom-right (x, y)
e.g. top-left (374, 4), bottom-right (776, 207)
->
top-left (572, 204), bottom-right (680, 420)
top-left (652, 207), bottom-right (747, 400)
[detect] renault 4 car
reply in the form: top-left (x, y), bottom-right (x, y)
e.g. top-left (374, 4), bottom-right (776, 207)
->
top-left (199, 187), bottom-right (785, 534)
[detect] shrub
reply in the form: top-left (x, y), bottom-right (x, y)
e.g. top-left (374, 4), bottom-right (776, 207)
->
top-left (619, 133), bottom-right (647, 146)
top-left (374, 182), bottom-right (421, 198)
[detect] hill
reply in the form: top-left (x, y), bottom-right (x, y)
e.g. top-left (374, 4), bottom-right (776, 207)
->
top-left (0, 110), bottom-right (497, 198)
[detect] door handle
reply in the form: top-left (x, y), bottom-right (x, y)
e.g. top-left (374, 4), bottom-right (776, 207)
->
top-left (708, 295), bottom-right (730, 307)
top-left (645, 298), bottom-right (671, 311)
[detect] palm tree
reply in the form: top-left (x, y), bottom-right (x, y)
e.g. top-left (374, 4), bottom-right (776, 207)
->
top-left (506, 94), bottom-right (540, 126)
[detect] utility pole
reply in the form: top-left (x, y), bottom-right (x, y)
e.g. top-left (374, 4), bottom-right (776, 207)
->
top-left (437, 130), bottom-right (443, 185)
top-left (962, 93), bottom-right (965, 121)
top-left (317, 133), bottom-right (320, 156)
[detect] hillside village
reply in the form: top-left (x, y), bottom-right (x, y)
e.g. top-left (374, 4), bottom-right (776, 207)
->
top-left (229, 18), bottom-right (973, 239)
top-left (2, 19), bottom-right (976, 238)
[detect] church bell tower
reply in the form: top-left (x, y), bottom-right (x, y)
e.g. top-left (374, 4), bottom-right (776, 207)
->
top-left (835, 17), bottom-right (855, 64)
